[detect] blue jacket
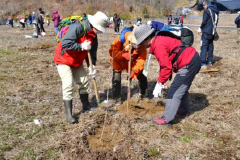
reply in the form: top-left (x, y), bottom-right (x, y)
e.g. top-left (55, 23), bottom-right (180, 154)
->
top-left (200, 4), bottom-right (219, 36)
top-left (235, 15), bottom-right (240, 28)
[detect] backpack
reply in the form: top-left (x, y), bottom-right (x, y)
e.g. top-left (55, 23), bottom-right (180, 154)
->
top-left (55, 16), bottom-right (86, 42)
top-left (156, 25), bottom-right (194, 73)
top-left (151, 21), bottom-right (164, 32)
top-left (119, 26), bottom-right (134, 44)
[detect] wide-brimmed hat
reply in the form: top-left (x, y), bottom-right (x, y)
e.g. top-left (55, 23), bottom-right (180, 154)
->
top-left (127, 27), bottom-right (137, 45)
top-left (88, 11), bottom-right (109, 33)
top-left (134, 24), bottom-right (154, 46)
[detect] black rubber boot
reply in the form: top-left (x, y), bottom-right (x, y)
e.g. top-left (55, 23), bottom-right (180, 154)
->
top-left (112, 71), bottom-right (121, 99)
top-left (63, 100), bottom-right (76, 123)
top-left (137, 70), bottom-right (148, 97)
top-left (80, 94), bottom-right (92, 111)
top-left (112, 71), bottom-right (122, 106)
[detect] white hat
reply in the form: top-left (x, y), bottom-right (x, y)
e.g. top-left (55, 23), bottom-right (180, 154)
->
top-left (88, 11), bottom-right (109, 33)
top-left (134, 24), bottom-right (154, 46)
top-left (147, 20), bottom-right (152, 27)
top-left (238, 11), bottom-right (240, 14)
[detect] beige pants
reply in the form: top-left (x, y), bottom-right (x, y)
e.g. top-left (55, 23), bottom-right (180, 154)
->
top-left (238, 28), bottom-right (240, 42)
top-left (57, 64), bottom-right (89, 100)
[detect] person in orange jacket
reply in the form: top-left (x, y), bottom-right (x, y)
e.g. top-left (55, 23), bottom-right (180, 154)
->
top-left (109, 27), bottom-right (148, 104)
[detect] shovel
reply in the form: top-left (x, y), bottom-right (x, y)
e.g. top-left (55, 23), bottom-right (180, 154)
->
top-left (88, 51), bottom-right (100, 105)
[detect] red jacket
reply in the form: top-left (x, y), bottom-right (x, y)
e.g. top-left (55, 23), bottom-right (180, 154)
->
top-left (149, 36), bottom-right (196, 84)
top-left (54, 30), bottom-right (96, 68)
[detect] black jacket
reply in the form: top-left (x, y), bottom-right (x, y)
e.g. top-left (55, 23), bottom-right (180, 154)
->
top-left (200, 5), bottom-right (219, 36)
top-left (235, 15), bottom-right (240, 28)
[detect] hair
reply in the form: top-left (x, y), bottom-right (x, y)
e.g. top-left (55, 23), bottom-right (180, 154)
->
top-left (39, 8), bottom-right (42, 11)
top-left (83, 13), bottom-right (86, 16)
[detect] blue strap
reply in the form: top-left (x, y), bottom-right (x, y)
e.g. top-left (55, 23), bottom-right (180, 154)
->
top-left (120, 27), bottom-right (133, 44)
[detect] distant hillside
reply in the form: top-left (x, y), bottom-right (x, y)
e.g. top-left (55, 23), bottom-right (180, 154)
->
top-left (0, 0), bottom-right (195, 23)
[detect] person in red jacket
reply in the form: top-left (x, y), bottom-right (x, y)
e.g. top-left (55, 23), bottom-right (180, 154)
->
top-left (54, 11), bottom-right (109, 123)
top-left (134, 24), bottom-right (201, 125)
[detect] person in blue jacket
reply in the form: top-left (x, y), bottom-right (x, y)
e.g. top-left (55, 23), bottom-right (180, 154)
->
top-left (198, 0), bottom-right (219, 67)
top-left (235, 11), bottom-right (240, 44)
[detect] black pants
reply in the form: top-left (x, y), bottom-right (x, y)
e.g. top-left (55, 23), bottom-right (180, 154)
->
top-left (114, 24), bottom-right (119, 33)
top-left (112, 70), bottom-right (147, 99)
top-left (39, 23), bottom-right (45, 33)
top-left (20, 22), bottom-right (25, 28)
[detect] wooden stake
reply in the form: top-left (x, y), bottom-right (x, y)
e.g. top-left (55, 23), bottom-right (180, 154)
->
top-left (127, 43), bottom-right (132, 113)
top-left (88, 52), bottom-right (100, 104)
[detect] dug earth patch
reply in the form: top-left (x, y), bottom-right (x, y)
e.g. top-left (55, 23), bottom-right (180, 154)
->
top-left (117, 99), bottom-right (165, 118)
top-left (87, 124), bottom-right (123, 151)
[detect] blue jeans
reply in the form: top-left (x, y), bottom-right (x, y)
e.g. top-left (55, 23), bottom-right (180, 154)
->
top-left (200, 33), bottom-right (214, 64)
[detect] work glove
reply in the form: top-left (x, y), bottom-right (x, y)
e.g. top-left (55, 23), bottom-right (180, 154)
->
top-left (88, 65), bottom-right (97, 78)
top-left (122, 52), bottom-right (131, 61)
top-left (153, 82), bottom-right (164, 98)
top-left (198, 28), bottom-right (202, 34)
top-left (80, 40), bottom-right (91, 51)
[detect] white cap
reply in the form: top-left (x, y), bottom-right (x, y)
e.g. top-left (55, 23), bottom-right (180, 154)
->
top-left (88, 11), bottom-right (109, 33)
top-left (147, 20), bottom-right (152, 27)
top-left (238, 11), bottom-right (240, 14)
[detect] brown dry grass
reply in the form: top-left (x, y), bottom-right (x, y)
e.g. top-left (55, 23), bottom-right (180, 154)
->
top-left (0, 14), bottom-right (240, 160)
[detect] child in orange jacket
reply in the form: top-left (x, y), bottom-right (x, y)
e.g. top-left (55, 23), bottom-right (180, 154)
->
top-left (109, 29), bottom-right (148, 104)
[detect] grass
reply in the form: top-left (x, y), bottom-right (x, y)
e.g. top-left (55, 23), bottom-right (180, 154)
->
top-left (147, 147), bottom-right (160, 157)
top-left (0, 49), bottom-right (14, 57)
top-left (0, 15), bottom-right (239, 159)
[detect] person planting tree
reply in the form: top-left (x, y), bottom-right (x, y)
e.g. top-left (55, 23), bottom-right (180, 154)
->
top-left (109, 26), bottom-right (148, 105)
top-left (54, 11), bottom-right (109, 123)
top-left (134, 24), bottom-right (201, 125)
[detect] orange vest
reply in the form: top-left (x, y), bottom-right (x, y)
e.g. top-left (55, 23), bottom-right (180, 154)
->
top-left (54, 30), bottom-right (96, 68)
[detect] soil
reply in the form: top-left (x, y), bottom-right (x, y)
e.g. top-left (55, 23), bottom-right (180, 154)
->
top-left (0, 14), bottom-right (240, 160)
top-left (117, 100), bottom-right (165, 118)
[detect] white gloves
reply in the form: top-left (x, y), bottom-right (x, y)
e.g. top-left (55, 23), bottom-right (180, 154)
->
top-left (88, 65), bottom-right (97, 78)
top-left (153, 82), bottom-right (164, 98)
top-left (198, 28), bottom-right (202, 34)
top-left (80, 40), bottom-right (91, 51)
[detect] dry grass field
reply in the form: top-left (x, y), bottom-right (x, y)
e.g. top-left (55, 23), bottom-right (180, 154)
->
top-left (0, 14), bottom-right (240, 160)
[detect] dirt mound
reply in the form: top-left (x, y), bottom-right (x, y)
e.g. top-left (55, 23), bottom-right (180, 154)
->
top-left (60, 113), bottom-right (148, 159)
top-left (87, 124), bottom-right (123, 151)
top-left (117, 99), bottom-right (165, 118)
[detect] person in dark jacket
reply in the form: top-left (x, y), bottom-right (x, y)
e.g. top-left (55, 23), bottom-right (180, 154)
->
top-left (168, 15), bottom-right (172, 25)
top-left (81, 13), bottom-right (88, 22)
top-left (52, 9), bottom-right (61, 34)
top-left (113, 13), bottom-right (121, 34)
top-left (235, 11), bottom-right (240, 44)
top-left (134, 24), bottom-right (201, 125)
top-left (198, 0), bottom-right (219, 67)
top-left (28, 13), bottom-right (32, 25)
top-left (8, 15), bottom-right (14, 27)
top-left (38, 11), bottom-right (45, 33)
top-left (54, 11), bottom-right (109, 124)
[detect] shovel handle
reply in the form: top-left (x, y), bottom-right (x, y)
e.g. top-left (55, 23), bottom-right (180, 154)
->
top-left (88, 52), bottom-right (100, 104)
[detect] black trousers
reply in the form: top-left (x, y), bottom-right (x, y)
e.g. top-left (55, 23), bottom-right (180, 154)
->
top-left (114, 24), bottom-right (120, 33)
top-left (39, 23), bottom-right (45, 33)
top-left (112, 70), bottom-right (147, 99)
